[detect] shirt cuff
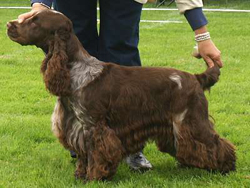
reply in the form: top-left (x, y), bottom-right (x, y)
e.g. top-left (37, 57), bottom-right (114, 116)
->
top-left (184, 8), bottom-right (208, 31)
top-left (31, 0), bottom-right (53, 8)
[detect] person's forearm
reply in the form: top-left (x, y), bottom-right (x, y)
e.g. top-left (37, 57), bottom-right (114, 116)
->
top-left (194, 25), bottom-right (207, 35)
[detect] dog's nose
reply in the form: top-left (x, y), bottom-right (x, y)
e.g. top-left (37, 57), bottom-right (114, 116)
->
top-left (7, 20), bottom-right (18, 29)
top-left (7, 21), bottom-right (19, 39)
top-left (7, 22), bottom-right (12, 29)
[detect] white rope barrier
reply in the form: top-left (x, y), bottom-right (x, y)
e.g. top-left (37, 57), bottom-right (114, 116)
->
top-left (1, 6), bottom-right (250, 13)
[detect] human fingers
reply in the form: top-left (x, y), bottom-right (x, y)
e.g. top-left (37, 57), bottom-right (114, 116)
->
top-left (212, 54), bottom-right (223, 68)
top-left (198, 40), bottom-right (223, 68)
top-left (18, 11), bottom-right (37, 23)
top-left (203, 56), bottom-right (215, 68)
top-left (18, 3), bottom-right (48, 23)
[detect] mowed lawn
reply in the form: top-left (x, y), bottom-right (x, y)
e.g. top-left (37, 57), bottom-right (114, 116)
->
top-left (1, 4), bottom-right (250, 188)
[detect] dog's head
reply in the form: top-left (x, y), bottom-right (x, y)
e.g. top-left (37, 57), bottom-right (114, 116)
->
top-left (7, 10), bottom-right (75, 96)
top-left (7, 10), bottom-right (73, 50)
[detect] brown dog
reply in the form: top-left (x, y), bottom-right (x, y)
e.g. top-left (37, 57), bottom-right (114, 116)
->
top-left (7, 10), bottom-right (236, 181)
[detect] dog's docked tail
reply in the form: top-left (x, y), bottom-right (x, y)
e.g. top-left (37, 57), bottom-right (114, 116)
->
top-left (195, 64), bottom-right (220, 91)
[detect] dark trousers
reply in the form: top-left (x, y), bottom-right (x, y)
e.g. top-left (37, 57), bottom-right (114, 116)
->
top-left (54, 0), bottom-right (142, 66)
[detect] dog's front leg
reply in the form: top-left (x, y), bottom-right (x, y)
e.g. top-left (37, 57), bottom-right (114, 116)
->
top-left (75, 157), bottom-right (88, 181)
top-left (51, 99), bottom-right (71, 149)
top-left (85, 122), bottom-right (125, 181)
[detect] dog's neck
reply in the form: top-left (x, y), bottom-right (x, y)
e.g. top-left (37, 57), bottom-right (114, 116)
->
top-left (68, 34), bottom-right (104, 92)
top-left (68, 34), bottom-right (91, 62)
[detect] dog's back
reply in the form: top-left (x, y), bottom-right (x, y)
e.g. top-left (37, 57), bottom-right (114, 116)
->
top-left (195, 65), bottom-right (220, 91)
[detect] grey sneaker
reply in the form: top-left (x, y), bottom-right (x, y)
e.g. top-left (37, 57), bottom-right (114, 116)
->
top-left (126, 152), bottom-right (152, 171)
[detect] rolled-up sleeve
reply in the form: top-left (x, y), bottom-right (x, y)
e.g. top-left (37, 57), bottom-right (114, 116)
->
top-left (31, 0), bottom-right (53, 8)
top-left (175, 0), bottom-right (203, 14)
top-left (175, 0), bottom-right (208, 31)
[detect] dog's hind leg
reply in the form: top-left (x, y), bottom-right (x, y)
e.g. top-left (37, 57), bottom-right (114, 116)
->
top-left (86, 122), bottom-right (125, 181)
top-left (172, 107), bottom-right (236, 173)
top-left (173, 120), bottom-right (217, 170)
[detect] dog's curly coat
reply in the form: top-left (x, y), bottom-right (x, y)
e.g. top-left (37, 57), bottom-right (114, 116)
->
top-left (7, 10), bottom-right (236, 181)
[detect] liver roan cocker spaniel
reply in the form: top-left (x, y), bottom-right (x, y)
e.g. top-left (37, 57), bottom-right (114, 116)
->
top-left (7, 10), bottom-right (236, 181)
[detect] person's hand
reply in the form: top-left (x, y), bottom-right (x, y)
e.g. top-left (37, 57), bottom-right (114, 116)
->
top-left (193, 26), bottom-right (223, 68)
top-left (198, 39), bottom-right (223, 68)
top-left (18, 3), bottom-right (49, 23)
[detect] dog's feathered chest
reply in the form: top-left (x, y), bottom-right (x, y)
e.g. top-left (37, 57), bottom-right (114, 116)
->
top-left (70, 57), bottom-right (104, 91)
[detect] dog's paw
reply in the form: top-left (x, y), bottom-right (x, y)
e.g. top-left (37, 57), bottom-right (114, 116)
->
top-left (74, 169), bottom-right (87, 181)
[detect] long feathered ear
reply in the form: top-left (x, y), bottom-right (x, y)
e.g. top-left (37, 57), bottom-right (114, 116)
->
top-left (41, 31), bottom-right (70, 96)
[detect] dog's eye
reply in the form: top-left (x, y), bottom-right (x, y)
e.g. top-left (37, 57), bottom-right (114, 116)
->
top-left (32, 16), bottom-right (38, 22)
top-left (31, 22), bottom-right (37, 29)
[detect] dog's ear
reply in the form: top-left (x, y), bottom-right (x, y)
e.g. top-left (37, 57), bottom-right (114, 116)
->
top-left (41, 30), bottom-right (70, 96)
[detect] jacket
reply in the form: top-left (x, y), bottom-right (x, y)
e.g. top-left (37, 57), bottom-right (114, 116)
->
top-left (134, 0), bottom-right (203, 14)
top-left (31, 0), bottom-right (207, 30)
top-left (32, 0), bottom-right (203, 14)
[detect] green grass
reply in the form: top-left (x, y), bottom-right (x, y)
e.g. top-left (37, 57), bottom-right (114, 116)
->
top-left (202, 0), bottom-right (250, 9)
top-left (0, 0), bottom-right (30, 6)
top-left (0, 0), bottom-right (250, 9)
top-left (146, 0), bottom-right (250, 10)
top-left (1, 5), bottom-right (250, 188)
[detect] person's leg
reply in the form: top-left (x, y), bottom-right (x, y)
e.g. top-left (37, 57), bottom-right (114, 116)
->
top-left (53, 0), bottom-right (98, 57)
top-left (99, 0), bottom-right (152, 171)
top-left (98, 0), bottom-right (142, 66)
top-left (53, 0), bottom-right (98, 158)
